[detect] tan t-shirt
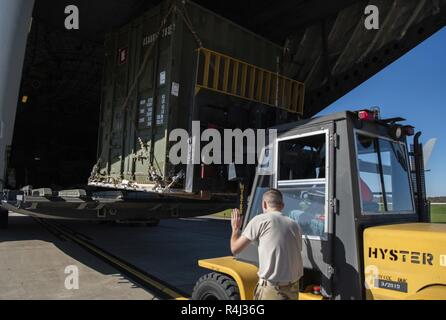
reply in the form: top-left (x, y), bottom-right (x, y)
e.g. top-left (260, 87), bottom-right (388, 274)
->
top-left (242, 211), bottom-right (303, 283)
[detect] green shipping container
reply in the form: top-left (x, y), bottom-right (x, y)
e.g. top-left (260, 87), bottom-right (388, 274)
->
top-left (89, 0), bottom-right (305, 197)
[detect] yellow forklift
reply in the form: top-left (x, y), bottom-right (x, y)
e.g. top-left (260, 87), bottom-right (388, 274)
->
top-left (192, 109), bottom-right (446, 300)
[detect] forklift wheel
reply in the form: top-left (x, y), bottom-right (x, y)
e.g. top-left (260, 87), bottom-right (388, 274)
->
top-left (192, 272), bottom-right (240, 300)
top-left (0, 209), bottom-right (9, 229)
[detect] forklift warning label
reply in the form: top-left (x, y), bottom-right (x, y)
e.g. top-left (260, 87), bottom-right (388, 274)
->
top-left (375, 279), bottom-right (408, 293)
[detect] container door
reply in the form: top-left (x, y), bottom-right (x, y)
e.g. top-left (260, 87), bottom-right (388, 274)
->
top-left (110, 26), bottom-right (131, 177)
top-left (97, 34), bottom-right (116, 176)
top-left (133, 5), bottom-right (175, 183)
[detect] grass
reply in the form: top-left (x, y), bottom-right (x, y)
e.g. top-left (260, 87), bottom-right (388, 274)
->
top-left (430, 204), bottom-right (446, 223)
top-left (212, 209), bottom-right (232, 219)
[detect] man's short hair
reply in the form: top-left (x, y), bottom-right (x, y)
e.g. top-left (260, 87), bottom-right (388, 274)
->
top-left (263, 189), bottom-right (284, 209)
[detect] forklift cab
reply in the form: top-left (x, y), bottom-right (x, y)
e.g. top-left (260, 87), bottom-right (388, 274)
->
top-left (193, 110), bottom-right (444, 300)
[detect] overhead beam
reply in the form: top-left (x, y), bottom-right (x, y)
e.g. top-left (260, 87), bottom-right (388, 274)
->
top-left (357, 0), bottom-right (401, 62)
top-left (256, 0), bottom-right (362, 42)
top-left (331, 0), bottom-right (395, 75)
top-left (304, 2), bottom-right (446, 116)
top-left (302, 2), bottom-right (364, 88)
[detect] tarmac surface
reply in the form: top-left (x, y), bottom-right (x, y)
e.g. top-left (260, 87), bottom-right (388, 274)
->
top-left (0, 213), bottom-right (231, 300)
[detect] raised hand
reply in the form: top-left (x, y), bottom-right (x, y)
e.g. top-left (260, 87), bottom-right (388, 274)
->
top-left (231, 208), bottom-right (243, 232)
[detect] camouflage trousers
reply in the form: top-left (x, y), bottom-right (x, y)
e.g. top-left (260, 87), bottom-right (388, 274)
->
top-left (254, 279), bottom-right (300, 300)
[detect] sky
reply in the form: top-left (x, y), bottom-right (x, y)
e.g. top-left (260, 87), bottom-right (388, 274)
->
top-left (317, 27), bottom-right (446, 197)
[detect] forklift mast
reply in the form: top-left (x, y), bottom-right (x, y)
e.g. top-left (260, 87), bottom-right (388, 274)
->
top-left (411, 132), bottom-right (430, 222)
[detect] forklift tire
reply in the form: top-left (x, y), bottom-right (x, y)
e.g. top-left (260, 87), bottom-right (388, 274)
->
top-left (192, 272), bottom-right (240, 300)
top-left (0, 208), bottom-right (8, 229)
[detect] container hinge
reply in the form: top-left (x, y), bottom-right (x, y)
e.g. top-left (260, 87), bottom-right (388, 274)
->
top-left (330, 133), bottom-right (339, 149)
top-left (330, 198), bottom-right (339, 215)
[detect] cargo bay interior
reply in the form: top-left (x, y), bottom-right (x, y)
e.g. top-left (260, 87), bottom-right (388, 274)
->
top-left (6, 0), bottom-right (446, 192)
